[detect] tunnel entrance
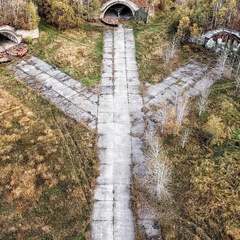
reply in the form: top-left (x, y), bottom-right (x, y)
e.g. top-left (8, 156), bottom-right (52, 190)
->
top-left (104, 3), bottom-right (133, 20)
top-left (0, 33), bottom-right (18, 52)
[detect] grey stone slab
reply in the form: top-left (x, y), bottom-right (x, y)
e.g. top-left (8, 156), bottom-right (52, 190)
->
top-left (47, 68), bottom-right (61, 77)
top-left (103, 59), bottom-right (113, 67)
top-left (92, 201), bottom-right (113, 221)
top-left (19, 64), bottom-right (35, 73)
top-left (15, 69), bottom-right (29, 79)
top-left (114, 84), bottom-right (128, 94)
top-left (91, 221), bottom-right (114, 240)
top-left (127, 70), bottom-right (139, 79)
top-left (126, 64), bottom-right (138, 71)
top-left (97, 122), bottom-right (115, 134)
top-left (41, 89), bottom-right (65, 104)
top-left (97, 164), bottom-right (114, 185)
top-left (128, 76), bottom-right (140, 86)
top-left (113, 134), bottom-right (131, 150)
top-left (113, 112), bottom-right (130, 124)
top-left (98, 112), bottom-right (114, 123)
top-left (102, 65), bottom-right (113, 73)
top-left (99, 86), bottom-right (113, 95)
top-left (132, 137), bottom-right (144, 149)
top-left (113, 163), bottom-right (131, 185)
top-left (80, 100), bottom-right (98, 116)
top-left (113, 184), bottom-right (131, 202)
top-left (101, 77), bottom-right (113, 86)
top-left (98, 135), bottom-right (114, 149)
top-left (131, 122), bottom-right (145, 136)
top-left (128, 94), bottom-right (143, 104)
top-left (128, 85), bottom-right (140, 94)
top-left (114, 77), bottom-right (127, 86)
top-left (16, 60), bottom-right (27, 67)
top-left (114, 59), bottom-right (126, 66)
top-left (129, 103), bottom-right (143, 113)
top-left (113, 216), bottom-right (135, 240)
top-left (26, 67), bottom-right (42, 77)
top-left (54, 72), bottom-right (70, 82)
top-left (99, 94), bottom-right (114, 105)
top-left (58, 87), bottom-right (77, 99)
top-left (162, 76), bottom-right (177, 86)
top-left (68, 94), bottom-right (87, 106)
top-left (94, 185), bottom-right (114, 201)
top-left (114, 70), bottom-right (127, 78)
top-left (132, 148), bottom-right (146, 164)
top-left (36, 72), bottom-right (51, 83)
top-left (102, 72), bottom-right (113, 78)
top-left (65, 105), bottom-right (83, 121)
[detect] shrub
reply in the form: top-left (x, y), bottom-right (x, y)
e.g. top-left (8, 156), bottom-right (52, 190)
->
top-left (46, 0), bottom-right (82, 29)
top-left (14, 2), bottom-right (40, 30)
top-left (203, 115), bottom-right (231, 146)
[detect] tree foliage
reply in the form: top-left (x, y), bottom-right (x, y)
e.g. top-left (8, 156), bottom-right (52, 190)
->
top-left (0, 0), bottom-right (39, 30)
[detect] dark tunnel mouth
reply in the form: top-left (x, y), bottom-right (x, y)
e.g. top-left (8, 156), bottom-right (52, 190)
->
top-left (0, 33), bottom-right (19, 51)
top-left (104, 4), bottom-right (133, 20)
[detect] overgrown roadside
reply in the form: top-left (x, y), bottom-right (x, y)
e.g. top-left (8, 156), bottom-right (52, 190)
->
top-left (0, 66), bottom-right (98, 239)
top-left (28, 22), bottom-right (104, 86)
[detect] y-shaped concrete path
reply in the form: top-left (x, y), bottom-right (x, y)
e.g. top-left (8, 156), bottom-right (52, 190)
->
top-left (7, 25), bottom-right (223, 239)
top-left (92, 26), bottom-right (144, 240)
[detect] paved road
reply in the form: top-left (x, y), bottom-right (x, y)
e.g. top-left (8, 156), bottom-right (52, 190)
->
top-left (92, 26), bottom-right (144, 240)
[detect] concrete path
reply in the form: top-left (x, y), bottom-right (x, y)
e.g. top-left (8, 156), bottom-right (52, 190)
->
top-left (7, 26), bottom-right (223, 239)
top-left (92, 26), bottom-right (144, 240)
top-left (8, 56), bottom-right (98, 129)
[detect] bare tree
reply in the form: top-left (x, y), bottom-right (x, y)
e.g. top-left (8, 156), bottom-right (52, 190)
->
top-left (159, 107), bottom-right (168, 134)
top-left (198, 78), bottom-right (212, 116)
top-left (143, 135), bottom-right (171, 199)
top-left (181, 128), bottom-right (190, 148)
top-left (161, 37), bottom-right (178, 66)
top-left (236, 75), bottom-right (240, 93)
top-left (175, 93), bottom-right (189, 133)
top-left (217, 49), bottom-right (229, 75)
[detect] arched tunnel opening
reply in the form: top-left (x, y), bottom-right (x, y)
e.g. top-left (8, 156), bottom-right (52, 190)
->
top-left (0, 32), bottom-right (18, 52)
top-left (104, 4), bottom-right (133, 20)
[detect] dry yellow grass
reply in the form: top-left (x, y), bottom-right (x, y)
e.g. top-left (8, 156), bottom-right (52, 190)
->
top-left (29, 23), bottom-right (103, 86)
top-left (0, 67), bottom-right (98, 239)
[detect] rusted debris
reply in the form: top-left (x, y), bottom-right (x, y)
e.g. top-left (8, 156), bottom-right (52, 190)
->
top-left (0, 51), bottom-right (11, 63)
top-left (101, 17), bottom-right (119, 26)
top-left (7, 43), bottom-right (28, 57)
top-left (0, 43), bottom-right (28, 63)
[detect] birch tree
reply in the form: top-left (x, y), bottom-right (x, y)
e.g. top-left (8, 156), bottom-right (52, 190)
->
top-left (143, 136), bottom-right (171, 199)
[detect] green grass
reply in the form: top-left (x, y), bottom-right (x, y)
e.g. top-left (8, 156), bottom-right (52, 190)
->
top-left (28, 22), bottom-right (103, 87)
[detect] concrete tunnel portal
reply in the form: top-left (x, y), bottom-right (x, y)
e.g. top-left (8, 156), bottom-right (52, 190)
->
top-left (104, 4), bottom-right (133, 19)
top-left (100, 0), bottom-right (139, 21)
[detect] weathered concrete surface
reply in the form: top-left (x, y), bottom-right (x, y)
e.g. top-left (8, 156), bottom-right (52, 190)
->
top-left (144, 60), bottom-right (222, 133)
top-left (8, 56), bottom-right (98, 129)
top-left (92, 26), bottom-right (143, 240)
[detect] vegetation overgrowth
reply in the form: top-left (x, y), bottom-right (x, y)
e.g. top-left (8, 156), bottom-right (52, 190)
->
top-left (133, 1), bottom-right (240, 239)
top-left (0, 67), bottom-right (98, 239)
top-left (28, 22), bottom-right (103, 86)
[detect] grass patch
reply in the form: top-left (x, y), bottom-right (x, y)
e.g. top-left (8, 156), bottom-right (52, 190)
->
top-left (131, 10), bottom-right (213, 84)
top-left (0, 67), bottom-right (98, 239)
top-left (28, 22), bottom-right (103, 87)
top-left (153, 76), bottom-right (240, 239)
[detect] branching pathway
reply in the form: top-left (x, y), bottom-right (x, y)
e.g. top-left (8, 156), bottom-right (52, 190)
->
top-left (7, 26), bottom-right (223, 240)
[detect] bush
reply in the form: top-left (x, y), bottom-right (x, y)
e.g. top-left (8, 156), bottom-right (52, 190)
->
top-left (47, 1), bottom-right (82, 29)
top-left (14, 2), bottom-right (40, 30)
